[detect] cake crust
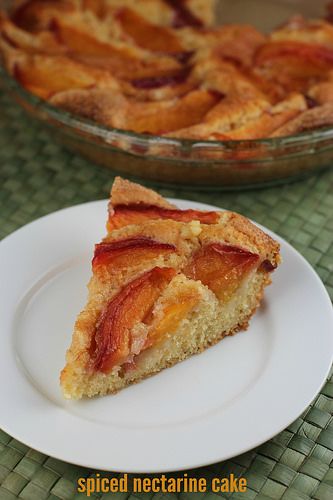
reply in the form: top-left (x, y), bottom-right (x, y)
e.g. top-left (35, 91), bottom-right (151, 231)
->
top-left (110, 176), bottom-right (176, 209)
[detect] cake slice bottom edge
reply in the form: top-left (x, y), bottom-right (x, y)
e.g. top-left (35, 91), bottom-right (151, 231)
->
top-left (61, 270), bottom-right (270, 399)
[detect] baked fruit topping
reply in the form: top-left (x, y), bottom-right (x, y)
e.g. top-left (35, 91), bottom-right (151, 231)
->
top-left (144, 293), bottom-right (200, 349)
top-left (90, 266), bottom-right (176, 373)
top-left (183, 243), bottom-right (260, 302)
top-left (107, 203), bottom-right (220, 230)
top-left (60, 178), bottom-right (280, 398)
top-left (92, 237), bottom-right (176, 273)
top-left (92, 236), bottom-right (177, 281)
top-left (2, 0), bottom-right (333, 139)
top-left (116, 7), bottom-right (183, 53)
top-left (13, 54), bottom-right (102, 99)
top-left (165, 0), bottom-right (204, 28)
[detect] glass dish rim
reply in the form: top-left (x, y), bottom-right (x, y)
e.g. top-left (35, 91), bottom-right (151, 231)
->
top-left (2, 62), bottom-right (333, 155)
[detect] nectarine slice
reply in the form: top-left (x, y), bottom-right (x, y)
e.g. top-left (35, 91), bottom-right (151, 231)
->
top-left (12, 0), bottom-right (76, 33)
top-left (165, 0), bottom-right (203, 28)
top-left (92, 237), bottom-right (176, 271)
top-left (91, 267), bottom-right (176, 372)
top-left (144, 296), bottom-right (199, 349)
top-left (52, 19), bottom-right (180, 79)
top-left (184, 243), bottom-right (259, 302)
top-left (0, 18), bottom-right (64, 55)
top-left (254, 41), bottom-right (333, 93)
top-left (107, 203), bottom-right (220, 231)
top-left (122, 89), bottom-right (221, 134)
top-left (116, 7), bottom-right (183, 53)
top-left (14, 54), bottom-right (99, 98)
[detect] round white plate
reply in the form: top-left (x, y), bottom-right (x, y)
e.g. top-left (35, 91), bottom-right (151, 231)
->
top-left (0, 199), bottom-right (332, 473)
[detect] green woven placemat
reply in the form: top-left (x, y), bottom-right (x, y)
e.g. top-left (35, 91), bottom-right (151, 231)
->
top-left (0, 89), bottom-right (332, 500)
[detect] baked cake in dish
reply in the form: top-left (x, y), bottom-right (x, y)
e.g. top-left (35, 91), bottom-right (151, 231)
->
top-left (2, 1), bottom-right (333, 139)
top-left (60, 178), bottom-right (280, 399)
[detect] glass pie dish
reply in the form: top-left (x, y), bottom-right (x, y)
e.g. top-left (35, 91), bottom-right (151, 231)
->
top-left (1, 0), bottom-right (333, 190)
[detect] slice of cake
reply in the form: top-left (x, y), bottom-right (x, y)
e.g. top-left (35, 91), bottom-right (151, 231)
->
top-left (60, 178), bottom-right (280, 399)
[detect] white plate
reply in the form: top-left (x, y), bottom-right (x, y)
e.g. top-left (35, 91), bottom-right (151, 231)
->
top-left (0, 199), bottom-right (332, 473)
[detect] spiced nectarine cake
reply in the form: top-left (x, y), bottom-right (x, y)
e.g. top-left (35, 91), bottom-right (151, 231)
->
top-left (3, 2), bottom-right (333, 139)
top-left (60, 178), bottom-right (280, 398)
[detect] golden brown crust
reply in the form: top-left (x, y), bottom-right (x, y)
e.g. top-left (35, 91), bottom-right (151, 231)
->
top-left (201, 210), bottom-right (280, 266)
top-left (224, 93), bottom-right (307, 140)
top-left (50, 88), bottom-right (124, 125)
top-left (270, 16), bottom-right (333, 47)
top-left (110, 176), bottom-right (176, 208)
top-left (271, 103), bottom-right (333, 137)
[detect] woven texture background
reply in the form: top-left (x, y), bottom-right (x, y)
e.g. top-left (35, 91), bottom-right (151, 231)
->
top-left (0, 89), bottom-right (332, 500)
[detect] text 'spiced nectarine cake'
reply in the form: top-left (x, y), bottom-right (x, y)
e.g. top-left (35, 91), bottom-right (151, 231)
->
top-left (2, 1), bottom-right (333, 139)
top-left (60, 178), bottom-right (280, 399)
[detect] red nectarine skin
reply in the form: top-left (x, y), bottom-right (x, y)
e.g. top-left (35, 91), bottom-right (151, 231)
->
top-left (92, 237), bottom-right (176, 269)
top-left (12, 0), bottom-right (75, 32)
top-left (259, 259), bottom-right (277, 272)
top-left (184, 243), bottom-right (260, 302)
top-left (131, 67), bottom-right (191, 89)
top-left (107, 203), bottom-right (220, 230)
top-left (91, 267), bottom-right (176, 373)
top-left (172, 51), bottom-right (194, 64)
top-left (164, 0), bottom-right (203, 28)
